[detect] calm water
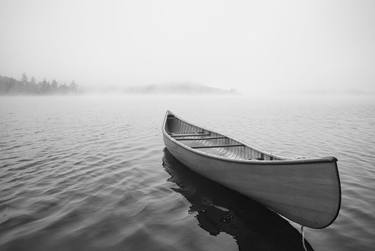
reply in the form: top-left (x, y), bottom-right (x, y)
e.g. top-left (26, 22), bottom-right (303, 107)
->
top-left (1, 95), bottom-right (374, 251)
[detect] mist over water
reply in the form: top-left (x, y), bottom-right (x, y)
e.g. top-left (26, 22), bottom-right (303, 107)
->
top-left (1, 1), bottom-right (375, 95)
top-left (0, 95), bottom-right (374, 251)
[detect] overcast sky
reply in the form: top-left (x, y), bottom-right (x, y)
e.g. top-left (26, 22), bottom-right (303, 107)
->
top-left (0, 0), bottom-right (374, 94)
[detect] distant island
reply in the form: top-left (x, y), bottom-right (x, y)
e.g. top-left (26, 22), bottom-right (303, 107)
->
top-left (0, 74), bottom-right (237, 95)
top-left (0, 74), bottom-right (79, 95)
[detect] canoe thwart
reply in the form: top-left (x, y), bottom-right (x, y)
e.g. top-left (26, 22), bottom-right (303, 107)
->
top-left (191, 144), bottom-right (244, 149)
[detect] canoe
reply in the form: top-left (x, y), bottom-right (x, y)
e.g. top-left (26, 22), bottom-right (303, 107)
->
top-left (162, 111), bottom-right (341, 229)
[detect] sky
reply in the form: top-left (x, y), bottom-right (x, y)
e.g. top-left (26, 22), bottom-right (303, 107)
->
top-left (0, 0), bottom-right (374, 94)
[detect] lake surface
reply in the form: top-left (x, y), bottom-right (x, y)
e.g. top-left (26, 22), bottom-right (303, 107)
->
top-left (1, 95), bottom-right (374, 251)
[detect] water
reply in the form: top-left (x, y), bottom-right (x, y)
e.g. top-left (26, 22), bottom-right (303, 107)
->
top-left (1, 95), bottom-right (374, 251)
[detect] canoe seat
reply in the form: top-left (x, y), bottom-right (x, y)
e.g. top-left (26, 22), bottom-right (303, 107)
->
top-left (171, 133), bottom-right (211, 137)
top-left (175, 136), bottom-right (226, 141)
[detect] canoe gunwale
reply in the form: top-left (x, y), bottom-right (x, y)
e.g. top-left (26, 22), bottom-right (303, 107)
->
top-left (163, 110), bottom-right (338, 166)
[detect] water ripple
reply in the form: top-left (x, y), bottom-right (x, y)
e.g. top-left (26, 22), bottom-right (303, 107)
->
top-left (0, 96), bottom-right (374, 251)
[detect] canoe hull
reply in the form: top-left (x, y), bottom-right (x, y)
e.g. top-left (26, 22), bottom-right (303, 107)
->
top-left (162, 111), bottom-right (341, 229)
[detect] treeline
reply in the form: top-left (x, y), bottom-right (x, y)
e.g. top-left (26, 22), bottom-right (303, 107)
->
top-left (0, 74), bottom-right (79, 95)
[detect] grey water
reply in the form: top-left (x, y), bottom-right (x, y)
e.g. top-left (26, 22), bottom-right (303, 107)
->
top-left (0, 95), bottom-right (374, 251)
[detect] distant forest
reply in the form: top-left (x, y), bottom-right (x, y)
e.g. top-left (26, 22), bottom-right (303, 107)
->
top-left (0, 74), bottom-right (79, 95)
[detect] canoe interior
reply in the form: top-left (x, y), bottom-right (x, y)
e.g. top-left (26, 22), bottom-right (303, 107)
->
top-left (165, 114), bottom-right (283, 161)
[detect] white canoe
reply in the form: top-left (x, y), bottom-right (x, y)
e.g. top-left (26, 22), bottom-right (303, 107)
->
top-left (162, 111), bottom-right (341, 228)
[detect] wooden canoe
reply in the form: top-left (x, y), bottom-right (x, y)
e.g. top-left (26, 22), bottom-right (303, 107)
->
top-left (162, 111), bottom-right (341, 229)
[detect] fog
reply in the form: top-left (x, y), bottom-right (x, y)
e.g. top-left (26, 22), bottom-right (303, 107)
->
top-left (0, 0), bottom-right (374, 95)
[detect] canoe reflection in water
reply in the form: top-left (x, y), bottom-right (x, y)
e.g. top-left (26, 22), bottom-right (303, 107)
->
top-left (162, 148), bottom-right (313, 251)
